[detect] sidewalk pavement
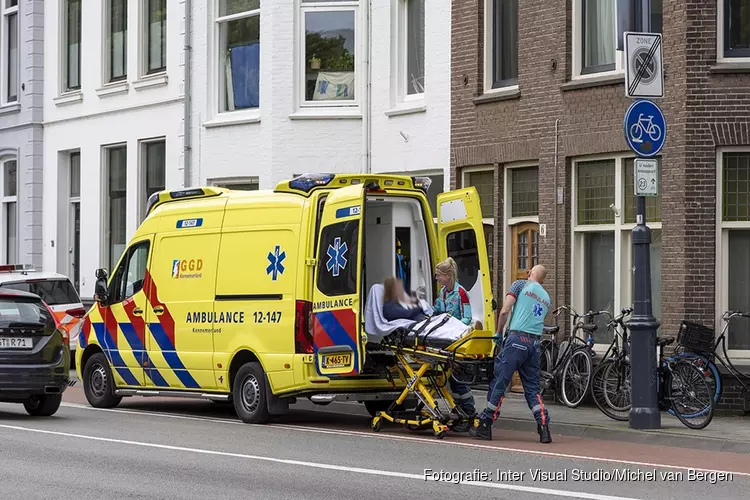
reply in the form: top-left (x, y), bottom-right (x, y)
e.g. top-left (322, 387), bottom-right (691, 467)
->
top-left (479, 390), bottom-right (750, 454)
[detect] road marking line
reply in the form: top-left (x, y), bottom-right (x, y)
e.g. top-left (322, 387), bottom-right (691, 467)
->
top-left (58, 402), bottom-right (750, 478)
top-left (0, 422), bottom-right (641, 500)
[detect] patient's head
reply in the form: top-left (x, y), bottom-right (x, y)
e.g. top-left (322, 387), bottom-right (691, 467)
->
top-left (383, 277), bottom-right (406, 302)
top-left (435, 257), bottom-right (459, 289)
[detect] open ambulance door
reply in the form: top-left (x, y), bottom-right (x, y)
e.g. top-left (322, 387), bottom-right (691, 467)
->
top-left (436, 187), bottom-right (496, 333)
top-left (312, 184), bottom-right (367, 376)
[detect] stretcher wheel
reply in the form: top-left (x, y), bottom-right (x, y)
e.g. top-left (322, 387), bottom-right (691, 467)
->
top-left (405, 423), bottom-right (422, 431)
top-left (371, 417), bottom-right (383, 432)
top-left (434, 430), bottom-right (445, 439)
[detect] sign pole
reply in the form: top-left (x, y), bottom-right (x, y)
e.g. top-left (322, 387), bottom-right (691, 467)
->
top-left (624, 3), bottom-right (662, 430)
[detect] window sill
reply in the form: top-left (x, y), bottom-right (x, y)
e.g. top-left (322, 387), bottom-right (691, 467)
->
top-left (0, 102), bottom-right (21, 116)
top-left (710, 63), bottom-right (750, 74)
top-left (133, 73), bottom-right (168, 91)
top-left (53, 92), bottom-right (83, 107)
top-left (561, 73), bottom-right (625, 91)
top-left (473, 87), bottom-right (521, 105)
top-left (203, 112), bottom-right (261, 129)
top-left (384, 101), bottom-right (426, 117)
top-left (96, 82), bottom-right (130, 98)
top-left (289, 108), bottom-right (362, 120)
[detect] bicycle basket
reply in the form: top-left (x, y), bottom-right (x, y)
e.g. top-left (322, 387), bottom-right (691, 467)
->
top-left (676, 321), bottom-right (714, 353)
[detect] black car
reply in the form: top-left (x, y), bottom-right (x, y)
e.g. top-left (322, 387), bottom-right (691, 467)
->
top-left (0, 289), bottom-right (70, 416)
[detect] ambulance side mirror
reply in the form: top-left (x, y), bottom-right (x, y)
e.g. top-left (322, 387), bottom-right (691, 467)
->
top-left (94, 268), bottom-right (109, 305)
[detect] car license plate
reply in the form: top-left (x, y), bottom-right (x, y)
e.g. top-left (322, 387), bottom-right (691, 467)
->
top-left (322, 353), bottom-right (351, 368)
top-left (0, 337), bottom-right (32, 349)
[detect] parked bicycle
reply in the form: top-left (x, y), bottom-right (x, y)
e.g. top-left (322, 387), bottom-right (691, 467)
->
top-left (675, 310), bottom-right (750, 407)
top-left (590, 307), bottom-right (633, 421)
top-left (592, 331), bottom-right (715, 429)
top-left (538, 306), bottom-right (604, 408)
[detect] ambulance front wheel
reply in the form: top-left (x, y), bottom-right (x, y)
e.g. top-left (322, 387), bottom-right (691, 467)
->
top-left (82, 352), bottom-right (122, 409)
top-left (233, 362), bottom-right (271, 424)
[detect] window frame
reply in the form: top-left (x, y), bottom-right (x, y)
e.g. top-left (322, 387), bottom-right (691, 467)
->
top-left (571, 154), bottom-right (663, 350)
top-left (398, 0), bottom-right (425, 101)
top-left (718, 0), bottom-right (750, 62)
top-left (61, 0), bottom-right (82, 94)
top-left (1, 0), bottom-right (19, 105)
top-left (69, 151), bottom-right (81, 291)
top-left (104, 0), bottom-right (128, 84)
top-left (716, 148), bottom-right (750, 358)
top-left (142, 0), bottom-right (167, 76)
top-left (483, 0), bottom-right (519, 94)
top-left (1, 157), bottom-right (17, 264)
top-left (214, 1), bottom-right (261, 116)
top-left (108, 239), bottom-right (151, 304)
top-left (101, 144), bottom-right (128, 273)
top-left (298, 0), bottom-right (360, 110)
top-left (502, 162), bottom-right (539, 291)
top-left (138, 138), bottom-right (166, 222)
top-left (572, 0), bottom-right (623, 80)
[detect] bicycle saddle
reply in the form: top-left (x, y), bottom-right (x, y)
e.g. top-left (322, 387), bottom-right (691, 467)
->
top-left (580, 323), bottom-right (597, 332)
top-left (543, 325), bottom-right (559, 335)
top-left (656, 336), bottom-right (675, 347)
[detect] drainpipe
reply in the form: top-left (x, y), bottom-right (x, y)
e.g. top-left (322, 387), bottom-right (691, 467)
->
top-left (183, 0), bottom-right (193, 188)
top-left (362, 0), bottom-right (372, 173)
top-left (553, 119), bottom-right (560, 311)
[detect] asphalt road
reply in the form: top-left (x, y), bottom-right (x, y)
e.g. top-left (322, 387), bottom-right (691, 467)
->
top-left (0, 389), bottom-right (747, 500)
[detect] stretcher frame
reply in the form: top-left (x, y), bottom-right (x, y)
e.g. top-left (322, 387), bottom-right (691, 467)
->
top-left (370, 329), bottom-right (495, 439)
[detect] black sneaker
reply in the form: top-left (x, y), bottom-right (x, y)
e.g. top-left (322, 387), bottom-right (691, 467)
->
top-left (538, 424), bottom-right (552, 444)
top-left (469, 417), bottom-right (492, 440)
top-left (452, 419), bottom-right (472, 433)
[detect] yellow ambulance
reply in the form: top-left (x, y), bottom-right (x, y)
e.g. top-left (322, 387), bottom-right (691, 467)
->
top-left (76, 173), bottom-right (495, 423)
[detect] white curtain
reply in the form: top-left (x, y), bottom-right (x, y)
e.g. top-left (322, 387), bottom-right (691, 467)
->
top-left (584, 0), bottom-right (616, 69)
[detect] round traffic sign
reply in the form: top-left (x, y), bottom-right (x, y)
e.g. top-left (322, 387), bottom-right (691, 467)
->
top-left (632, 47), bottom-right (657, 85)
top-left (638, 178), bottom-right (647, 190)
top-left (623, 99), bottom-right (666, 158)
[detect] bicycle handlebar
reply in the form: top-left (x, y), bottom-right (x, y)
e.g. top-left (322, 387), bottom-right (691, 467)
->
top-left (553, 306), bottom-right (612, 322)
top-left (608, 306), bottom-right (634, 328)
top-left (723, 310), bottom-right (750, 321)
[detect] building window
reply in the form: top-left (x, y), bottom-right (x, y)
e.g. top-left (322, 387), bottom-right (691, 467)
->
top-left (302, 0), bottom-right (357, 105)
top-left (2, 158), bottom-right (16, 263)
top-left (510, 167), bottom-right (538, 218)
top-left (104, 146), bottom-right (127, 271)
top-left (63, 0), bottom-right (82, 92)
top-left (719, 152), bottom-right (750, 352)
top-left (650, 0), bottom-right (663, 34)
top-left (2, 0), bottom-right (18, 103)
top-left (575, 0), bottom-right (617, 76)
top-left (573, 156), bottom-right (662, 343)
top-left (401, 0), bottom-right (424, 97)
top-left (106, 0), bottom-right (128, 82)
top-left (69, 152), bottom-right (81, 291)
top-left (144, 0), bottom-right (167, 74)
top-left (211, 177), bottom-right (260, 191)
top-left (463, 168), bottom-right (495, 286)
top-left (485, 0), bottom-right (518, 90)
top-left (141, 140), bottom-right (165, 221)
top-left (217, 0), bottom-right (260, 112)
top-left (721, 0), bottom-right (750, 59)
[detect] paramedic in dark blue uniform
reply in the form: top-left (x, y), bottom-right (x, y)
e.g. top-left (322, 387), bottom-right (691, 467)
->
top-left (470, 265), bottom-right (552, 443)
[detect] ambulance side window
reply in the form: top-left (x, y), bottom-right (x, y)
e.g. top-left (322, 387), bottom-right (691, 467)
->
top-left (446, 230), bottom-right (479, 291)
top-left (109, 241), bottom-right (151, 304)
top-left (316, 221), bottom-right (358, 296)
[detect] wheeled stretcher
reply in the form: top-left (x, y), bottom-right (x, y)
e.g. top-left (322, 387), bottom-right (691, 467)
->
top-left (363, 285), bottom-right (495, 438)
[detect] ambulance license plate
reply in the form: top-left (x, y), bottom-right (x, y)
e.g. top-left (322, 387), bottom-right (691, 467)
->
top-left (322, 353), bottom-right (351, 368)
top-left (0, 337), bottom-right (32, 349)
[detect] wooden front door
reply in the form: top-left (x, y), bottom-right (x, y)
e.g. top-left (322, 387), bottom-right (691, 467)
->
top-left (511, 222), bottom-right (539, 281)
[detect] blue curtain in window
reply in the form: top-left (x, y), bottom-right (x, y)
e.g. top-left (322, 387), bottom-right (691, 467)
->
top-left (230, 43), bottom-right (260, 109)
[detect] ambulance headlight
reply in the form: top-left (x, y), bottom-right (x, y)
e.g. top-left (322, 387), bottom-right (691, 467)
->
top-left (289, 173), bottom-right (335, 192)
top-left (412, 176), bottom-right (432, 193)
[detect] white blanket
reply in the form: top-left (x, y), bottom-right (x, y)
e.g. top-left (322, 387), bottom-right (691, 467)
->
top-left (364, 284), bottom-right (433, 344)
top-left (409, 314), bottom-right (471, 344)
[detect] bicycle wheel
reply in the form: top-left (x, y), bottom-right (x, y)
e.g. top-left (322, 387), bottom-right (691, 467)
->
top-left (629, 123), bottom-right (643, 142)
top-left (668, 360), bottom-right (714, 430)
top-left (591, 359), bottom-right (631, 421)
top-left (560, 348), bottom-right (593, 408)
top-left (648, 124), bottom-right (662, 142)
top-left (675, 352), bottom-right (721, 406)
top-left (540, 339), bottom-right (557, 373)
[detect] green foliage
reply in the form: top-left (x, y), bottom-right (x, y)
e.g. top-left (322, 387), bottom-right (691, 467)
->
top-left (306, 32), bottom-right (354, 71)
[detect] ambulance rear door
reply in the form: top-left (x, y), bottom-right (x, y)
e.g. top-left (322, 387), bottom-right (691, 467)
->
top-left (312, 184), bottom-right (366, 376)
top-left (436, 187), bottom-right (495, 333)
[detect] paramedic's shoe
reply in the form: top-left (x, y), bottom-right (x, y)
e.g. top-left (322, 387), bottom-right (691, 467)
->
top-left (538, 424), bottom-right (552, 444)
top-left (451, 418), bottom-right (473, 433)
top-left (469, 417), bottom-right (492, 440)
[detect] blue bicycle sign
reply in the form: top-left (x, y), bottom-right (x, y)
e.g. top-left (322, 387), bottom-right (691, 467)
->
top-left (624, 99), bottom-right (666, 157)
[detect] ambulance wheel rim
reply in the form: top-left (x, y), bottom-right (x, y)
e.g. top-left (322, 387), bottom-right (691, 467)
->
top-left (240, 374), bottom-right (261, 413)
top-left (90, 364), bottom-right (108, 399)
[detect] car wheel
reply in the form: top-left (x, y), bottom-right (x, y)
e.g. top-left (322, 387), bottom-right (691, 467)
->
top-left (83, 352), bottom-right (122, 408)
top-left (23, 394), bottom-right (63, 417)
top-left (232, 362), bottom-right (271, 424)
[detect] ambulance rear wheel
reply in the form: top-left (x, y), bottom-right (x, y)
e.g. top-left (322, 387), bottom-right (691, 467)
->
top-left (83, 352), bottom-right (122, 409)
top-left (233, 362), bottom-right (271, 424)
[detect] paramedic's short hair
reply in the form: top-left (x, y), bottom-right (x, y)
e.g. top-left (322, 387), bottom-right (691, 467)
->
top-left (435, 257), bottom-right (459, 282)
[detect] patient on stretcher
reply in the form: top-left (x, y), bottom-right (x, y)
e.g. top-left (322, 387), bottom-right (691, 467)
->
top-left (382, 277), bottom-right (427, 322)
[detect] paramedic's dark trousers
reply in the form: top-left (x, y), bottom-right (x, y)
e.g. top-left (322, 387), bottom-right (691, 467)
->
top-left (449, 378), bottom-right (476, 415)
top-left (482, 332), bottom-right (549, 425)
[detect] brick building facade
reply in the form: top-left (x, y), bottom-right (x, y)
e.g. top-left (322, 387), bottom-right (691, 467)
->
top-left (451, 0), bottom-right (750, 410)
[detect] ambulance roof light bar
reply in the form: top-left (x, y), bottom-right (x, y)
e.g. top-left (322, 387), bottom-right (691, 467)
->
top-left (411, 176), bottom-right (432, 193)
top-left (0, 264), bottom-right (34, 273)
top-left (288, 173), bottom-right (335, 193)
top-left (145, 187), bottom-right (225, 216)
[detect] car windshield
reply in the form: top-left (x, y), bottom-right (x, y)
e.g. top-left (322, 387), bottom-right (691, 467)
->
top-left (0, 296), bottom-right (54, 329)
top-left (0, 279), bottom-right (80, 306)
